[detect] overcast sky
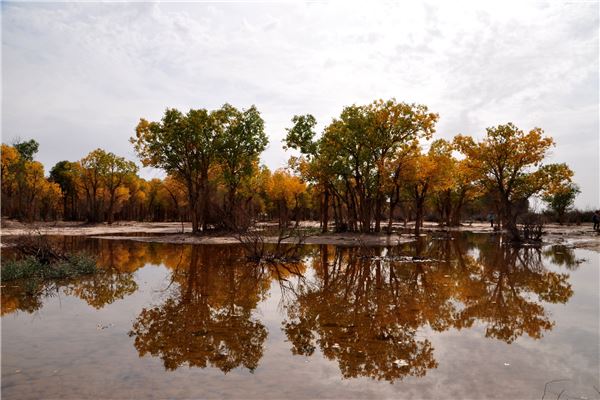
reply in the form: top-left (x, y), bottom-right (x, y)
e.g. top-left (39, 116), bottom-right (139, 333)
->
top-left (2, 1), bottom-right (598, 208)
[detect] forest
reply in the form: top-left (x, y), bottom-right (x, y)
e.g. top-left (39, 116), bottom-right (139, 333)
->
top-left (1, 99), bottom-right (581, 241)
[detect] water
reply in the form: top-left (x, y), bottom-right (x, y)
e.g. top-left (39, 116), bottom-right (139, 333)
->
top-left (1, 234), bottom-right (598, 399)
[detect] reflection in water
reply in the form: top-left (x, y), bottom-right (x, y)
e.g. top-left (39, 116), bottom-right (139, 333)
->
top-left (453, 239), bottom-right (573, 343)
top-left (281, 237), bottom-right (576, 381)
top-left (283, 245), bottom-right (438, 382)
top-left (1, 234), bottom-right (580, 382)
top-left (1, 239), bottom-right (147, 315)
top-left (129, 246), bottom-right (272, 372)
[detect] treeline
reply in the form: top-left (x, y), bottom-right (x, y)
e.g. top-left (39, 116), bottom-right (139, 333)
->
top-left (1, 100), bottom-right (580, 240)
top-left (1, 145), bottom-right (312, 228)
top-left (284, 99), bottom-right (576, 240)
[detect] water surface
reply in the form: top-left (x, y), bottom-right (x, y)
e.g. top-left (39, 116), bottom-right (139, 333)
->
top-left (2, 234), bottom-right (598, 399)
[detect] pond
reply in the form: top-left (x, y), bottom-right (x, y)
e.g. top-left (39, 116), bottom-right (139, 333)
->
top-left (1, 233), bottom-right (598, 399)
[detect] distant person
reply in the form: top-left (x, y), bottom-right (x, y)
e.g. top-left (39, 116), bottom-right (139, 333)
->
top-left (593, 210), bottom-right (600, 231)
top-left (487, 213), bottom-right (495, 228)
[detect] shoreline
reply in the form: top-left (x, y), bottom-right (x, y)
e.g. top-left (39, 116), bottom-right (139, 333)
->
top-left (1, 220), bottom-right (599, 251)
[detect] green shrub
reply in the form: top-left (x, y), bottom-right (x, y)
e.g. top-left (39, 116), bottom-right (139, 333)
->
top-left (1, 257), bottom-right (41, 281)
top-left (1, 254), bottom-right (98, 282)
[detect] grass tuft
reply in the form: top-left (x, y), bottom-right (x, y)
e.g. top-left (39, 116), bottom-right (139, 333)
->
top-left (1, 254), bottom-right (98, 282)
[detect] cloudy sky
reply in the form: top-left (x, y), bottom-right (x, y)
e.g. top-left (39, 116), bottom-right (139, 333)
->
top-left (2, 1), bottom-right (598, 208)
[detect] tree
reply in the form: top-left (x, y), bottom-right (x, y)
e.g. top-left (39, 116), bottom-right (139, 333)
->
top-left (49, 160), bottom-right (79, 220)
top-left (430, 141), bottom-right (479, 227)
top-left (102, 152), bottom-right (137, 224)
top-left (79, 150), bottom-right (105, 222)
top-left (132, 108), bottom-right (220, 232)
top-left (404, 140), bottom-right (453, 235)
top-left (1, 144), bottom-right (20, 216)
top-left (543, 182), bottom-right (580, 224)
top-left (266, 169), bottom-right (307, 228)
top-left (454, 123), bottom-right (573, 241)
top-left (285, 115), bottom-right (334, 232)
top-left (79, 149), bottom-right (137, 224)
top-left (286, 99), bottom-right (438, 233)
top-left (214, 104), bottom-right (268, 226)
top-left (1, 141), bottom-right (61, 221)
top-left (13, 139), bottom-right (39, 162)
top-left (366, 100), bottom-right (438, 232)
top-left (160, 175), bottom-right (188, 227)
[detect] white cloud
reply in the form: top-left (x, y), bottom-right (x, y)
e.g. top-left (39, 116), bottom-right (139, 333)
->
top-left (2, 0), bottom-right (598, 207)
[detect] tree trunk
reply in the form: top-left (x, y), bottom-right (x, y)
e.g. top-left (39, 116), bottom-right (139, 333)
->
top-left (322, 189), bottom-right (329, 233)
top-left (502, 198), bottom-right (521, 242)
top-left (374, 189), bottom-right (383, 233)
top-left (200, 175), bottom-right (210, 232)
top-left (388, 198), bottom-right (398, 233)
top-left (450, 194), bottom-right (465, 226)
top-left (107, 194), bottom-right (115, 225)
top-left (187, 182), bottom-right (199, 233)
top-left (415, 200), bottom-right (423, 236)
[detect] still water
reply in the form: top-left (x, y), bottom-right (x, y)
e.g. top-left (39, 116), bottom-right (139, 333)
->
top-left (1, 234), bottom-right (598, 399)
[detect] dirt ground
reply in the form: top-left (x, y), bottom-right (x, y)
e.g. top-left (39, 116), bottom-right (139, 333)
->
top-left (1, 219), bottom-right (599, 251)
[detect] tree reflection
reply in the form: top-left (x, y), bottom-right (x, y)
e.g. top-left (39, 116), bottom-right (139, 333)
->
top-left (1, 234), bottom-right (579, 382)
top-left (283, 245), bottom-right (440, 382)
top-left (282, 236), bottom-right (575, 381)
top-left (128, 246), bottom-right (274, 372)
top-left (453, 237), bottom-right (573, 343)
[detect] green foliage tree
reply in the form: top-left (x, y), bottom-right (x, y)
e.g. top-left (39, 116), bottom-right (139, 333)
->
top-left (214, 104), bottom-right (268, 225)
top-left (542, 182), bottom-right (580, 224)
top-left (13, 139), bottom-right (39, 162)
top-left (49, 160), bottom-right (79, 220)
top-left (132, 108), bottom-right (219, 232)
top-left (286, 99), bottom-right (438, 233)
top-left (132, 105), bottom-right (267, 232)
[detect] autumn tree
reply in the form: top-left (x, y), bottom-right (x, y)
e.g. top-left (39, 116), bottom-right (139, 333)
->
top-left (266, 169), bottom-right (307, 228)
top-left (102, 152), bottom-right (137, 224)
top-left (366, 100), bottom-right (438, 232)
top-left (404, 139), bottom-right (454, 235)
top-left (1, 144), bottom-right (20, 217)
top-left (159, 175), bottom-right (188, 225)
top-left (455, 123), bottom-right (573, 241)
top-left (1, 141), bottom-right (61, 221)
top-left (429, 141), bottom-right (479, 227)
top-left (79, 149), bottom-right (137, 223)
top-left (286, 99), bottom-right (438, 233)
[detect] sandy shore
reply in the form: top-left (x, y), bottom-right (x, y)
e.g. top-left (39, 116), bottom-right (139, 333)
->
top-left (1, 219), bottom-right (599, 251)
top-left (90, 232), bottom-right (415, 246)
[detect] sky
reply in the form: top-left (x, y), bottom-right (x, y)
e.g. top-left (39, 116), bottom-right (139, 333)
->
top-left (2, 0), bottom-right (599, 208)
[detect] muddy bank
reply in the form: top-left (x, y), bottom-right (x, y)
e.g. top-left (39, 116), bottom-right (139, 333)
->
top-left (1, 220), bottom-right (598, 250)
top-left (90, 232), bottom-right (414, 246)
top-left (0, 220), bottom-right (189, 236)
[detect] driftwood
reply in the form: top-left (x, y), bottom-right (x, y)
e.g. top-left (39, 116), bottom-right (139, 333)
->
top-left (235, 222), bottom-right (307, 263)
top-left (8, 231), bottom-right (68, 264)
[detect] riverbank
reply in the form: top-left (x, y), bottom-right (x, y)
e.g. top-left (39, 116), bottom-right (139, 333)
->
top-left (1, 219), bottom-right (599, 251)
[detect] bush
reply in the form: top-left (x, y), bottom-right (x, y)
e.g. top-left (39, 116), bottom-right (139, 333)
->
top-left (1, 257), bottom-right (41, 281)
top-left (1, 254), bottom-right (98, 282)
